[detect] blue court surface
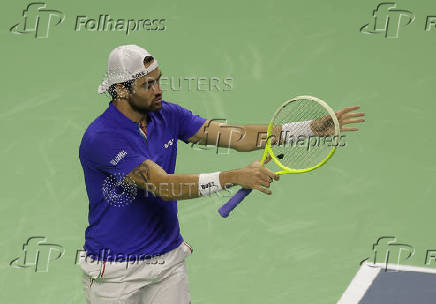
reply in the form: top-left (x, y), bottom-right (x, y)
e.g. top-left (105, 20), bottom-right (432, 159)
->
top-left (339, 262), bottom-right (436, 303)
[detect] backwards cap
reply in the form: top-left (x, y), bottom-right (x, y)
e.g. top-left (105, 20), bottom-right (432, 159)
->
top-left (98, 44), bottom-right (159, 94)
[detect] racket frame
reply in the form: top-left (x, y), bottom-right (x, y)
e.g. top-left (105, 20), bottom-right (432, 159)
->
top-left (260, 95), bottom-right (340, 175)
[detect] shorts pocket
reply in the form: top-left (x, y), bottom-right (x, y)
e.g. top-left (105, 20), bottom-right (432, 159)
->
top-left (98, 261), bottom-right (127, 281)
top-left (182, 241), bottom-right (193, 256)
top-left (79, 258), bottom-right (104, 279)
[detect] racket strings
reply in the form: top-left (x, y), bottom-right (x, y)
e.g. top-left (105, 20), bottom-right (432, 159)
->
top-left (270, 99), bottom-right (336, 170)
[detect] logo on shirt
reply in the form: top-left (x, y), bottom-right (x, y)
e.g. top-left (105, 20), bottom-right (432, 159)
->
top-left (102, 173), bottom-right (137, 208)
top-left (110, 150), bottom-right (127, 166)
top-left (164, 138), bottom-right (174, 149)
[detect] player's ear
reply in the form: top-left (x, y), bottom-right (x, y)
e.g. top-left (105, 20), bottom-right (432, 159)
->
top-left (115, 83), bottom-right (130, 99)
top-left (130, 78), bottom-right (143, 94)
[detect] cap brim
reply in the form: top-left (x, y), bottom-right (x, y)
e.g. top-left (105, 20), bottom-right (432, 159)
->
top-left (97, 78), bottom-right (109, 94)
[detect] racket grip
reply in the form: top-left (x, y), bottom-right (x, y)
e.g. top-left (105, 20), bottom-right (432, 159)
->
top-left (218, 188), bottom-right (253, 218)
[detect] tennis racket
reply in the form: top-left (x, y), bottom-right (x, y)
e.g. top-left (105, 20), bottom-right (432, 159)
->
top-left (218, 95), bottom-right (340, 218)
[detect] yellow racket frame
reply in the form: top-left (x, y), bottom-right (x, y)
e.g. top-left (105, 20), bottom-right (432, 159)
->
top-left (260, 96), bottom-right (339, 175)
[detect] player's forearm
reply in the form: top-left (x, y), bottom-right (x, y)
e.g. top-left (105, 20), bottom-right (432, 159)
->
top-left (157, 171), bottom-right (237, 201)
top-left (233, 124), bottom-right (269, 152)
top-left (126, 160), bottom-right (238, 201)
top-left (126, 159), bottom-right (279, 200)
top-left (234, 124), bottom-right (293, 151)
top-left (193, 120), bottom-right (315, 152)
top-left (236, 122), bottom-right (316, 151)
top-left (150, 173), bottom-right (200, 201)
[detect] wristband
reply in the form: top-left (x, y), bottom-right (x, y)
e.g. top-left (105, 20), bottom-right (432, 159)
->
top-left (282, 120), bottom-right (314, 144)
top-left (198, 172), bottom-right (222, 196)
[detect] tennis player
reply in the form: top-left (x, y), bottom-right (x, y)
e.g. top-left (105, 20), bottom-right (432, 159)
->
top-left (78, 44), bottom-right (364, 304)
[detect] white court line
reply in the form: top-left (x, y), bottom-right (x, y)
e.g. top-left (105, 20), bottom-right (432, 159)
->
top-left (337, 262), bottom-right (380, 304)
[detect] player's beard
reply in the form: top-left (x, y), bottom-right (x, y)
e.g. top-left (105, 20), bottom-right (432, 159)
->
top-left (127, 96), bottom-right (159, 114)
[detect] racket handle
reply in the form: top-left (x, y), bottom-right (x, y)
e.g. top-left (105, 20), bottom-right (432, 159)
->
top-left (218, 188), bottom-right (253, 218)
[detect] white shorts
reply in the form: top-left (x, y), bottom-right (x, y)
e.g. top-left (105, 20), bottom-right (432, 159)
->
top-left (79, 241), bottom-right (193, 304)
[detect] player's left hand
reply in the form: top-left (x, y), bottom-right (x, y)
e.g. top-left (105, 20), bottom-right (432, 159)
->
top-left (311, 105), bottom-right (365, 136)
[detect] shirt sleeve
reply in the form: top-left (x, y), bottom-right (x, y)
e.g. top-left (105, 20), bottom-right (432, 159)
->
top-left (172, 103), bottom-right (207, 143)
top-left (80, 131), bottom-right (149, 180)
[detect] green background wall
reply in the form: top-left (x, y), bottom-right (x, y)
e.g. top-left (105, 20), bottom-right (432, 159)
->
top-left (1, 0), bottom-right (435, 303)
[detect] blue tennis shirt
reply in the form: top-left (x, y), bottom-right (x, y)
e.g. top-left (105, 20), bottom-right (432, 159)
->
top-left (79, 100), bottom-right (206, 261)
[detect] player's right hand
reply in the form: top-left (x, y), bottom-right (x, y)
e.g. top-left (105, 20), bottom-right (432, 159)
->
top-left (235, 159), bottom-right (279, 194)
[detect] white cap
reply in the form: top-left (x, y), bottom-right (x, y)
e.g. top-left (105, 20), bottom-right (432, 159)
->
top-left (98, 44), bottom-right (159, 94)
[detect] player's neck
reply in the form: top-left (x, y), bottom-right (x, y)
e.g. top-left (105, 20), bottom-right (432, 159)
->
top-left (112, 99), bottom-right (148, 123)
